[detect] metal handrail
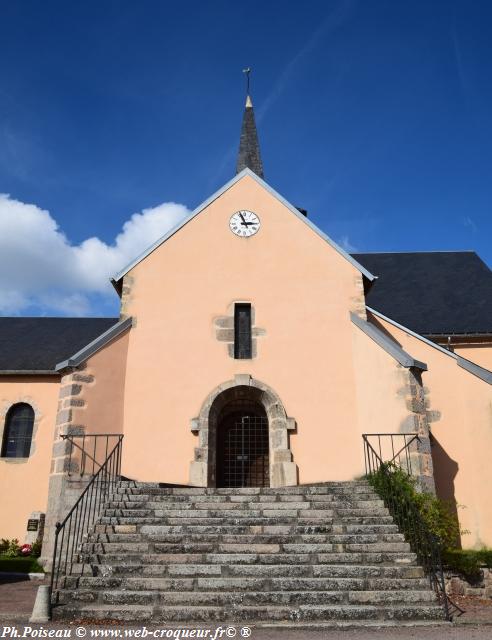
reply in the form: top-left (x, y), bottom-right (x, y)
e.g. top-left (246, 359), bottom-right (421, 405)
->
top-left (50, 435), bottom-right (123, 602)
top-left (62, 434), bottom-right (122, 477)
top-left (363, 435), bottom-right (463, 621)
top-left (362, 433), bottom-right (420, 476)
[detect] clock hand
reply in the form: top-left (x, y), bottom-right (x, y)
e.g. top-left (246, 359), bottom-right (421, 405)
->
top-left (239, 214), bottom-right (255, 227)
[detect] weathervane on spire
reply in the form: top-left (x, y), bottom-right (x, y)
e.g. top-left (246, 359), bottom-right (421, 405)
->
top-left (243, 67), bottom-right (251, 96)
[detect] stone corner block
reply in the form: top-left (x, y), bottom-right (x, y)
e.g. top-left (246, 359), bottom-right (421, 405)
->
top-left (190, 417), bottom-right (200, 432)
top-left (271, 461), bottom-right (298, 488)
top-left (286, 417), bottom-right (296, 431)
top-left (234, 374), bottom-right (252, 386)
top-left (56, 409), bottom-right (72, 426)
top-left (189, 461), bottom-right (208, 487)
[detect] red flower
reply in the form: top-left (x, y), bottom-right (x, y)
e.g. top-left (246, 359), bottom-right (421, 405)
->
top-left (20, 544), bottom-right (32, 556)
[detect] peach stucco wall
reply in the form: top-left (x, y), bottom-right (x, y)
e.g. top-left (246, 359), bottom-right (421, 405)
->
top-left (351, 323), bottom-right (412, 463)
top-left (0, 376), bottom-right (59, 541)
top-left (454, 345), bottom-right (492, 371)
top-left (373, 313), bottom-right (492, 548)
top-left (120, 174), bottom-right (375, 485)
top-left (69, 330), bottom-right (130, 436)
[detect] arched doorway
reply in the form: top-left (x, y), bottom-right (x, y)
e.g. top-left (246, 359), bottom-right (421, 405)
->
top-left (216, 400), bottom-right (269, 488)
top-left (189, 374), bottom-right (298, 488)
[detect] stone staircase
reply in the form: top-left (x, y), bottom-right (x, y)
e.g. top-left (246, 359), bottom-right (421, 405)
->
top-left (53, 480), bottom-right (445, 625)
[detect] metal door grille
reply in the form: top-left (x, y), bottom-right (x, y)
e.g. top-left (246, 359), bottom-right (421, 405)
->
top-left (217, 415), bottom-right (269, 487)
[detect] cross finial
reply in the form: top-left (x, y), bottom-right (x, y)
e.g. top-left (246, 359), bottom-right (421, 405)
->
top-left (242, 67), bottom-right (251, 97)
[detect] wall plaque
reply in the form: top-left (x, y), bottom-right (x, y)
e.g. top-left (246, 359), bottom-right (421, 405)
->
top-left (27, 519), bottom-right (39, 532)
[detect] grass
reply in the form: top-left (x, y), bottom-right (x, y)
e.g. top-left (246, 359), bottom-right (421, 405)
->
top-left (0, 555), bottom-right (44, 574)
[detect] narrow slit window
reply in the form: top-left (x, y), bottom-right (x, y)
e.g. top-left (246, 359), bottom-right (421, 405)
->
top-left (234, 303), bottom-right (252, 359)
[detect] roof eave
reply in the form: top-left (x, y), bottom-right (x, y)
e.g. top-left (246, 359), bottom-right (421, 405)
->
top-left (457, 356), bottom-right (492, 385)
top-left (367, 306), bottom-right (492, 385)
top-left (351, 312), bottom-right (427, 370)
top-left (0, 370), bottom-right (60, 376)
top-left (55, 317), bottom-right (133, 372)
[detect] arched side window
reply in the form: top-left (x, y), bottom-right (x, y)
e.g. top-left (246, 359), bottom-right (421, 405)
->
top-left (1, 403), bottom-right (35, 458)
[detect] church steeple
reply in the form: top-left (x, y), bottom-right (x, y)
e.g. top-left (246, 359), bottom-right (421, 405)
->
top-left (236, 69), bottom-right (264, 179)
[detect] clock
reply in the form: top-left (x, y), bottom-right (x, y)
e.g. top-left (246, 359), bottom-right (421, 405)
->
top-left (229, 210), bottom-right (261, 237)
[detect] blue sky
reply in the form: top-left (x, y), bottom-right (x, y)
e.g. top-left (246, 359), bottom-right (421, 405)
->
top-left (1, 0), bottom-right (491, 316)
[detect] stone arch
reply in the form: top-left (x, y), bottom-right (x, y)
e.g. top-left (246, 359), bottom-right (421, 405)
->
top-left (189, 374), bottom-right (297, 487)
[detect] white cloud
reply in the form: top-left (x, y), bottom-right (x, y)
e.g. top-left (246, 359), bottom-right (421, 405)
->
top-left (0, 194), bottom-right (190, 315)
top-left (338, 235), bottom-right (357, 253)
top-left (463, 216), bottom-right (477, 232)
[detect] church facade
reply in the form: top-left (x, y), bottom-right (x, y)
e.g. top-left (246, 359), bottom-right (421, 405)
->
top-left (1, 95), bottom-right (492, 560)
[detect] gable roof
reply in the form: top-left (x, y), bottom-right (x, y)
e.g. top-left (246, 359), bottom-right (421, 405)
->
top-left (0, 317), bottom-right (119, 374)
top-left (353, 251), bottom-right (492, 336)
top-left (111, 168), bottom-right (376, 286)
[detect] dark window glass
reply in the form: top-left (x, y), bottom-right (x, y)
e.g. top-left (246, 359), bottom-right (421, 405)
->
top-left (1, 403), bottom-right (34, 458)
top-left (234, 304), bottom-right (252, 359)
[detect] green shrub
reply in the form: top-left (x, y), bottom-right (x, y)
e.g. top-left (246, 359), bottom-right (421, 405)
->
top-left (442, 548), bottom-right (492, 580)
top-left (0, 555), bottom-right (44, 573)
top-left (476, 549), bottom-right (492, 567)
top-left (367, 464), bottom-right (462, 549)
top-left (31, 540), bottom-right (42, 557)
top-left (4, 539), bottom-right (20, 558)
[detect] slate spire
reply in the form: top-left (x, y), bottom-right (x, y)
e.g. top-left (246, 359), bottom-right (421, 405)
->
top-left (236, 69), bottom-right (264, 178)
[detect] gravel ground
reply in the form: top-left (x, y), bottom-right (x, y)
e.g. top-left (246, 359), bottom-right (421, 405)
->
top-left (252, 626), bottom-right (492, 639)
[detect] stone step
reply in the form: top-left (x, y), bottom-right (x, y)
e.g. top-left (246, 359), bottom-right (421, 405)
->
top-left (101, 509), bottom-right (389, 522)
top-left (98, 515), bottom-right (394, 527)
top-left (101, 509), bottom-right (388, 522)
top-left (85, 533), bottom-right (406, 546)
top-left (116, 482), bottom-right (372, 491)
top-left (61, 574), bottom-right (430, 592)
top-left (93, 522), bottom-right (399, 535)
top-left (104, 499), bottom-right (385, 511)
top-left (57, 588), bottom-right (437, 607)
top-left (83, 532), bottom-right (405, 552)
top-left (111, 492), bottom-right (380, 502)
top-left (80, 549), bottom-right (418, 571)
top-left (52, 603), bottom-right (443, 623)
top-left (106, 496), bottom-right (384, 511)
top-left (80, 540), bottom-right (410, 556)
top-left (53, 480), bottom-right (443, 626)
top-left (69, 563), bottom-right (425, 581)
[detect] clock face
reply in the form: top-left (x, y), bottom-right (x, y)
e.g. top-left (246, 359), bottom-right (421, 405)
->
top-left (229, 210), bottom-right (261, 237)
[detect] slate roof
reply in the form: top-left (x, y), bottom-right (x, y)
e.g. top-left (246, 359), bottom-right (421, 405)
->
top-left (353, 251), bottom-right (492, 336)
top-left (0, 317), bottom-right (118, 373)
top-left (236, 96), bottom-right (264, 178)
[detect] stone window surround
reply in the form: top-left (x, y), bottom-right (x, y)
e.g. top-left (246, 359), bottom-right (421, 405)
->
top-left (0, 399), bottom-right (39, 464)
top-left (189, 374), bottom-right (298, 488)
top-left (214, 302), bottom-right (266, 359)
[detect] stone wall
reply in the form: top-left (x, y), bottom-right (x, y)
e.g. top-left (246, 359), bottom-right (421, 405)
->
top-left (398, 366), bottom-right (436, 493)
top-left (40, 368), bottom-right (94, 569)
top-left (445, 568), bottom-right (492, 599)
